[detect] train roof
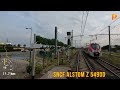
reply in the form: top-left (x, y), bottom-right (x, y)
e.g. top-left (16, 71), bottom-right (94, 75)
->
top-left (90, 43), bottom-right (99, 45)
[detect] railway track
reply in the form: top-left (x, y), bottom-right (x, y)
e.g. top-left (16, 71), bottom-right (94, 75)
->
top-left (72, 50), bottom-right (96, 79)
top-left (80, 51), bottom-right (105, 79)
top-left (76, 49), bottom-right (80, 79)
top-left (81, 51), bottom-right (93, 72)
top-left (66, 49), bottom-right (80, 79)
top-left (67, 49), bottom-right (120, 79)
top-left (82, 51), bottom-right (120, 79)
top-left (95, 58), bottom-right (120, 79)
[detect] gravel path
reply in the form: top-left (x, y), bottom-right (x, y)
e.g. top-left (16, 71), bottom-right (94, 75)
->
top-left (40, 66), bottom-right (71, 79)
top-left (79, 50), bottom-right (90, 71)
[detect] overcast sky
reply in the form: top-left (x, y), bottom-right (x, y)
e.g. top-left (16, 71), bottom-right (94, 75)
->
top-left (0, 11), bottom-right (120, 47)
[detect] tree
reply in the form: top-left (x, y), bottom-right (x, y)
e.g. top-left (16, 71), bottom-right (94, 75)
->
top-left (23, 44), bottom-right (26, 48)
top-left (102, 45), bottom-right (120, 52)
top-left (102, 45), bottom-right (109, 50)
top-left (13, 45), bottom-right (16, 47)
top-left (17, 44), bottom-right (21, 47)
top-left (36, 35), bottom-right (65, 46)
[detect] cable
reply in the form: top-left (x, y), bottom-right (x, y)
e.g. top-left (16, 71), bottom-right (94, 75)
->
top-left (72, 11), bottom-right (89, 40)
top-left (81, 11), bottom-right (84, 35)
top-left (111, 24), bottom-right (120, 30)
top-left (79, 11), bottom-right (84, 44)
top-left (81, 11), bottom-right (89, 43)
top-left (109, 16), bottom-right (120, 26)
top-left (82, 11), bottom-right (89, 35)
top-left (99, 26), bottom-right (108, 32)
top-left (98, 15), bottom-right (120, 33)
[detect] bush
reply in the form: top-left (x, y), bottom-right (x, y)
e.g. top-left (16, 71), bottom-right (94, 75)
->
top-left (26, 63), bottom-right (43, 75)
top-left (35, 63), bottom-right (42, 74)
top-left (0, 49), bottom-right (6, 52)
top-left (70, 47), bottom-right (76, 49)
top-left (26, 65), bottom-right (32, 74)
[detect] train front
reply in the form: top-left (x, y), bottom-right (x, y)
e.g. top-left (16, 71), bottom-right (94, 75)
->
top-left (89, 43), bottom-right (101, 57)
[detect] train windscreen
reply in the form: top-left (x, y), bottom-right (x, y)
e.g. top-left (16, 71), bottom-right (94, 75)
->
top-left (91, 43), bottom-right (100, 49)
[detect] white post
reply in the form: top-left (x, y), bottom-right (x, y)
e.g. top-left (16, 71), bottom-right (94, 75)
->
top-left (58, 51), bottom-right (59, 66)
top-left (68, 47), bottom-right (69, 61)
top-left (32, 34), bottom-right (36, 79)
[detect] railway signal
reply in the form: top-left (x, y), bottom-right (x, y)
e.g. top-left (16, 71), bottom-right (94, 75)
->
top-left (65, 30), bottom-right (73, 46)
top-left (66, 32), bottom-right (71, 61)
top-left (65, 32), bottom-right (84, 45)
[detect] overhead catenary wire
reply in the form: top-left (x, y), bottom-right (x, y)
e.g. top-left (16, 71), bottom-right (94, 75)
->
top-left (111, 24), bottom-right (120, 30)
top-left (109, 16), bottom-right (120, 26)
top-left (81, 11), bottom-right (84, 35)
top-left (81, 11), bottom-right (89, 43)
top-left (71, 11), bottom-right (89, 40)
top-left (82, 11), bottom-right (89, 35)
top-left (80, 11), bottom-right (85, 42)
top-left (99, 26), bottom-right (108, 32)
top-left (90, 24), bottom-right (120, 43)
top-left (82, 13), bottom-right (120, 47)
top-left (98, 15), bottom-right (120, 33)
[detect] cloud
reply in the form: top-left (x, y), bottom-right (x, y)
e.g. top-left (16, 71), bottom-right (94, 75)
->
top-left (0, 11), bottom-right (120, 47)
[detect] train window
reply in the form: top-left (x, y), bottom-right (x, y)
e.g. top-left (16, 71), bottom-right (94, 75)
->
top-left (91, 43), bottom-right (100, 49)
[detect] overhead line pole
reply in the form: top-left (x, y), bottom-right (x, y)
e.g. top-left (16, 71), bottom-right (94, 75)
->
top-left (89, 28), bottom-right (120, 55)
top-left (55, 26), bottom-right (57, 58)
top-left (108, 26), bottom-right (111, 55)
top-left (32, 33), bottom-right (36, 79)
top-left (26, 27), bottom-right (32, 66)
top-left (71, 30), bottom-right (73, 47)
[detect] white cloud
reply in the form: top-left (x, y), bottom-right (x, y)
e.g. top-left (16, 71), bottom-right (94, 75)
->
top-left (0, 11), bottom-right (120, 47)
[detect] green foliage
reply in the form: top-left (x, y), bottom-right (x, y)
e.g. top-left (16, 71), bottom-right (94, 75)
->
top-left (0, 44), bottom-right (14, 52)
top-left (70, 47), bottom-right (76, 49)
top-left (102, 54), bottom-right (120, 67)
top-left (64, 44), bottom-right (68, 47)
top-left (0, 44), bottom-right (22, 52)
top-left (0, 49), bottom-right (21, 52)
top-left (0, 49), bottom-right (6, 52)
top-left (39, 51), bottom-right (46, 57)
top-left (26, 63), bottom-right (42, 74)
top-left (26, 65), bottom-right (32, 74)
top-left (102, 45), bottom-right (120, 52)
top-left (102, 45), bottom-right (109, 50)
top-left (36, 36), bottom-right (65, 46)
top-left (23, 44), bottom-right (26, 47)
top-left (35, 63), bottom-right (42, 74)
top-left (17, 44), bottom-right (21, 47)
